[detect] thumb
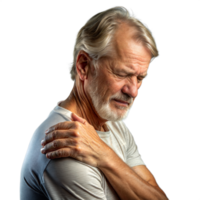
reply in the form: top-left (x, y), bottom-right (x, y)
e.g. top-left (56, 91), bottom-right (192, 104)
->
top-left (71, 113), bottom-right (87, 125)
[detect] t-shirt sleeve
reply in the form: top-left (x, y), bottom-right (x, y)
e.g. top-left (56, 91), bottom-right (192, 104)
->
top-left (122, 122), bottom-right (145, 167)
top-left (43, 158), bottom-right (107, 200)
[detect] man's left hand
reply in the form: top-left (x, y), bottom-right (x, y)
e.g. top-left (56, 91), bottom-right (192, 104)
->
top-left (40, 113), bottom-right (113, 168)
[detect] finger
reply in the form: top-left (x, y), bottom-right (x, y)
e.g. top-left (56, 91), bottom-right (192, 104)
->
top-left (42, 130), bottom-right (62, 146)
top-left (71, 113), bottom-right (87, 125)
top-left (41, 129), bottom-right (75, 146)
top-left (46, 148), bottom-right (71, 159)
top-left (45, 121), bottom-right (77, 135)
top-left (41, 139), bottom-right (64, 154)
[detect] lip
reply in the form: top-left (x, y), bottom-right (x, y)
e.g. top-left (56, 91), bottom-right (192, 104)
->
top-left (113, 99), bottom-right (129, 106)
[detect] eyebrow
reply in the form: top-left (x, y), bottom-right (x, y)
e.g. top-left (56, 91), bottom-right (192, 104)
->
top-left (115, 68), bottom-right (148, 78)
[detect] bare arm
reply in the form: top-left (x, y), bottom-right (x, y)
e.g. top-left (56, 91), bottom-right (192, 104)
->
top-left (98, 149), bottom-right (168, 200)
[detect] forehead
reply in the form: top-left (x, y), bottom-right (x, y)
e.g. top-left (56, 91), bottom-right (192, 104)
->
top-left (111, 23), bottom-right (151, 72)
top-left (113, 44), bottom-right (151, 74)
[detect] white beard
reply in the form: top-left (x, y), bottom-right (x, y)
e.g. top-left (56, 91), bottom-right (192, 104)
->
top-left (87, 74), bottom-right (138, 122)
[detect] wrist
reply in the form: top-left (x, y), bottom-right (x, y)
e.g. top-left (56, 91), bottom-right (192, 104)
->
top-left (97, 147), bottom-right (122, 170)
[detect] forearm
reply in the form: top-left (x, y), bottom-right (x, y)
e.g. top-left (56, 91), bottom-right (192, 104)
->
top-left (99, 151), bottom-right (168, 200)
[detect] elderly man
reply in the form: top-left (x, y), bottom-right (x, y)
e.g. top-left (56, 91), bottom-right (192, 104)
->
top-left (20, 7), bottom-right (168, 200)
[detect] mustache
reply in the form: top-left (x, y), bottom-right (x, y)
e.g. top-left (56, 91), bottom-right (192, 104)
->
top-left (111, 93), bottom-right (133, 104)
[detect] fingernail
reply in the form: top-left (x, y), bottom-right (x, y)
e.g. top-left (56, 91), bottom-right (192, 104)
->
top-left (41, 140), bottom-right (44, 146)
top-left (46, 153), bottom-right (50, 158)
top-left (40, 147), bottom-right (45, 153)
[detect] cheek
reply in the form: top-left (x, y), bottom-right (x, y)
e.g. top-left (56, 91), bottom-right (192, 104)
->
top-left (98, 70), bottom-right (125, 97)
top-left (106, 77), bottom-right (125, 95)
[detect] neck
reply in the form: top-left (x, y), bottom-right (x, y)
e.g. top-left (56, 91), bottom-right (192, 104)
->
top-left (60, 78), bottom-right (108, 132)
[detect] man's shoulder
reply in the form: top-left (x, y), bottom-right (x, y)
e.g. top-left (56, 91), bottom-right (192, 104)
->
top-left (43, 158), bottom-right (107, 200)
top-left (45, 157), bottom-right (102, 182)
top-left (43, 157), bottom-right (105, 199)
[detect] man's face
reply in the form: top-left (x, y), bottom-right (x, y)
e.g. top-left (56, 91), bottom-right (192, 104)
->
top-left (86, 24), bottom-right (152, 121)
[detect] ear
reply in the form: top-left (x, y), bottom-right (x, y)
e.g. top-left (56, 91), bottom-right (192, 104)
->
top-left (76, 51), bottom-right (91, 81)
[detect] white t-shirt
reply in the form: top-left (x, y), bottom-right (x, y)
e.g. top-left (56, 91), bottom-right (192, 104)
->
top-left (20, 102), bottom-right (145, 200)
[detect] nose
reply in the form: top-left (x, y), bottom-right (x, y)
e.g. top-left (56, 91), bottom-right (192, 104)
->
top-left (121, 77), bottom-right (138, 98)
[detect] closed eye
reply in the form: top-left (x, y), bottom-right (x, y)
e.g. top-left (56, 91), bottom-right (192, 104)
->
top-left (120, 75), bottom-right (128, 78)
top-left (117, 74), bottom-right (144, 81)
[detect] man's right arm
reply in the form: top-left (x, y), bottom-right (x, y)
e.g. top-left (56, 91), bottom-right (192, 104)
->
top-left (43, 158), bottom-right (108, 200)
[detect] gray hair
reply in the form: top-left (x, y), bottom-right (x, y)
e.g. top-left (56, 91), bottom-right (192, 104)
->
top-left (70, 6), bottom-right (158, 80)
